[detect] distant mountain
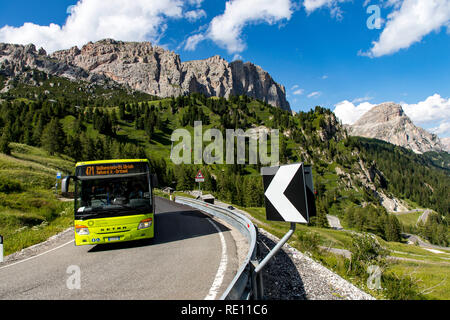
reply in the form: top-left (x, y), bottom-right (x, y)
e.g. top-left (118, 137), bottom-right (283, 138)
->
top-left (0, 39), bottom-right (290, 111)
top-left (441, 137), bottom-right (450, 153)
top-left (346, 102), bottom-right (445, 154)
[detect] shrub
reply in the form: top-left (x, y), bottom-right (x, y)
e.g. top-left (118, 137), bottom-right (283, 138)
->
top-left (382, 273), bottom-right (424, 300)
top-left (297, 231), bottom-right (320, 253)
top-left (0, 179), bottom-right (23, 193)
top-left (348, 233), bottom-right (388, 277)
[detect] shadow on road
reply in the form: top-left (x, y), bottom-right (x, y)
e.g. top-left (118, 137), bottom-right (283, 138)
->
top-left (88, 238), bottom-right (154, 252)
top-left (152, 210), bottom-right (230, 246)
top-left (88, 197), bottom-right (230, 252)
top-left (258, 233), bottom-right (307, 300)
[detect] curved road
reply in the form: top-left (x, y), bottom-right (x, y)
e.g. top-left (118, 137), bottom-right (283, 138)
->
top-left (0, 197), bottom-right (239, 300)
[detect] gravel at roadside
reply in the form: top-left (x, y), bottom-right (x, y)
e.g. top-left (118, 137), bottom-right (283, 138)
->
top-left (258, 228), bottom-right (375, 300)
top-left (212, 199), bottom-right (374, 300)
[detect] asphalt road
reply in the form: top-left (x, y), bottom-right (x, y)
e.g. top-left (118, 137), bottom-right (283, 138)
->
top-left (0, 197), bottom-right (239, 300)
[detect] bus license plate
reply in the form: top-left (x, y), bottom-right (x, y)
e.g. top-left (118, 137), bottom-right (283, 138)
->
top-left (107, 237), bottom-right (120, 242)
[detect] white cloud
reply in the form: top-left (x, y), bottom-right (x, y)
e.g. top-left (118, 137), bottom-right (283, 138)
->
top-left (364, 0), bottom-right (450, 57)
top-left (303, 0), bottom-right (333, 12)
top-left (291, 84), bottom-right (300, 90)
top-left (307, 91), bottom-right (321, 98)
top-left (303, 0), bottom-right (351, 18)
top-left (184, 33), bottom-right (206, 51)
top-left (66, 5), bottom-right (77, 14)
top-left (402, 94), bottom-right (450, 136)
top-left (352, 96), bottom-right (374, 104)
top-left (321, 75), bottom-right (328, 79)
top-left (303, 0), bottom-right (346, 12)
top-left (402, 94), bottom-right (450, 124)
top-left (382, 0), bottom-right (403, 9)
top-left (430, 122), bottom-right (450, 137)
top-left (185, 9), bottom-right (207, 22)
top-left (188, 0), bottom-right (205, 8)
top-left (0, 0), bottom-right (195, 53)
top-left (194, 0), bottom-right (293, 53)
top-left (333, 100), bottom-right (376, 124)
top-left (232, 53), bottom-right (243, 61)
top-left (293, 88), bottom-right (305, 95)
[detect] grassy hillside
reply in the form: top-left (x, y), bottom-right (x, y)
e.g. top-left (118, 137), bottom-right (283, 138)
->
top-left (0, 143), bottom-right (74, 256)
top-left (393, 211), bottom-right (423, 228)
top-left (226, 203), bottom-right (450, 300)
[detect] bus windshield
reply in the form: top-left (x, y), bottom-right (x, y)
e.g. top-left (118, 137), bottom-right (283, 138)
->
top-left (75, 174), bottom-right (151, 219)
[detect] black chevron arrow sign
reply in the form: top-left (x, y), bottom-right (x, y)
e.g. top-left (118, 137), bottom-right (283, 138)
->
top-left (261, 163), bottom-right (316, 224)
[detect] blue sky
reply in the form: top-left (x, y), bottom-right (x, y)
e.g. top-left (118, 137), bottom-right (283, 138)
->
top-left (0, 0), bottom-right (449, 137)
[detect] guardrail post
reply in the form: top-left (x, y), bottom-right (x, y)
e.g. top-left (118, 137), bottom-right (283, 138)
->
top-left (257, 266), bottom-right (264, 300)
top-left (251, 259), bottom-right (265, 300)
top-left (250, 260), bottom-right (258, 299)
top-left (0, 235), bottom-right (3, 263)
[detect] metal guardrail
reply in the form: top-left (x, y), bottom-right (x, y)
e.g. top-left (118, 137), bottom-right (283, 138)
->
top-left (175, 197), bottom-right (259, 300)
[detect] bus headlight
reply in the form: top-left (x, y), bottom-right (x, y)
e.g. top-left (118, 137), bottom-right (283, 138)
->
top-left (75, 225), bottom-right (90, 235)
top-left (138, 218), bottom-right (152, 230)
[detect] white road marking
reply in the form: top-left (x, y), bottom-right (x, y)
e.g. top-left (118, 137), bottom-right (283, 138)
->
top-left (0, 240), bottom-right (74, 271)
top-left (204, 218), bottom-right (228, 300)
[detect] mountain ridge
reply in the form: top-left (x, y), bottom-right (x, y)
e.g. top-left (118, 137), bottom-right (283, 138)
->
top-left (346, 102), bottom-right (445, 154)
top-left (0, 39), bottom-right (290, 110)
top-left (45, 39), bottom-right (290, 110)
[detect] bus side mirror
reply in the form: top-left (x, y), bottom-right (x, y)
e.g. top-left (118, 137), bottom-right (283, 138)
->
top-left (151, 174), bottom-right (159, 188)
top-left (61, 176), bottom-right (76, 194)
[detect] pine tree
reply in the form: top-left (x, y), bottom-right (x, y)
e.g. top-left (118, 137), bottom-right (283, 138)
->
top-left (0, 131), bottom-right (11, 155)
top-left (23, 124), bottom-right (32, 146)
top-left (41, 118), bottom-right (66, 155)
top-left (32, 115), bottom-right (45, 146)
top-left (385, 215), bottom-right (401, 242)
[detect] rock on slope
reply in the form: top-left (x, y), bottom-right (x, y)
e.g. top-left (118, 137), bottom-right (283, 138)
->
top-left (0, 43), bottom-right (109, 84)
top-left (347, 102), bottom-right (445, 154)
top-left (441, 137), bottom-right (450, 153)
top-left (50, 39), bottom-right (291, 110)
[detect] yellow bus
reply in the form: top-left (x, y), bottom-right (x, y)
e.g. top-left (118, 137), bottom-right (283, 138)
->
top-left (62, 159), bottom-right (157, 246)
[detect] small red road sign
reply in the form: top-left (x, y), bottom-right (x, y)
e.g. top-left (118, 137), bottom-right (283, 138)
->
top-left (195, 170), bottom-right (205, 182)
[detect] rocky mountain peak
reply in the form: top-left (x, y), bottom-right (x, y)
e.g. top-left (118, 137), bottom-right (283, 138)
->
top-left (1, 40), bottom-right (291, 110)
top-left (356, 102), bottom-right (404, 124)
top-left (46, 39), bottom-right (290, 110)
top-left (0, 42), bottom-right (98, 83)
top-left (348, 102), bottom-right (445, 154)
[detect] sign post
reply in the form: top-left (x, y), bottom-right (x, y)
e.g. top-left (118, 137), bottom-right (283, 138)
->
top-left (195, 170), bottom-right (205, 196)
top-left (0, 235), bottom-right (3, 263)
top-left (252, 163), bottom-right (316, 299)
top-left (55, 172), bottom-right (62, 196)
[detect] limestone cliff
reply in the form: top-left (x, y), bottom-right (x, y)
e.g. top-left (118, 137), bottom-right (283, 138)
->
top-left (48, 39), bottom-right (290, 110)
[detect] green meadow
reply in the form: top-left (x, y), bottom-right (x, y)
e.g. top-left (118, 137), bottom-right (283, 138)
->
top-left (0, 143), bottom-right (74, 256)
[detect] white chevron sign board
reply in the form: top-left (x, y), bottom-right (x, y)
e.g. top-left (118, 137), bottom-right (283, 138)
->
top-left (261, 163), bottom-right (316, 224)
